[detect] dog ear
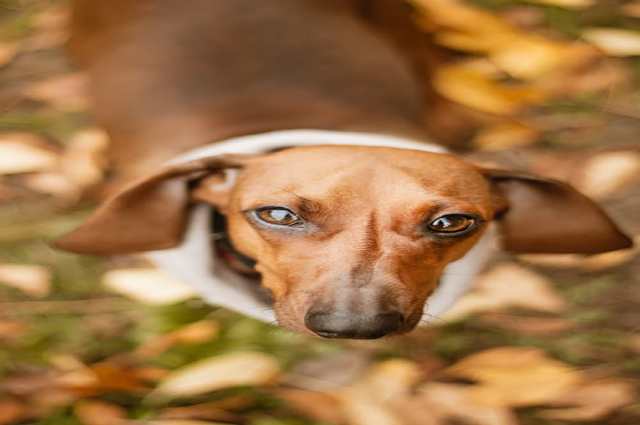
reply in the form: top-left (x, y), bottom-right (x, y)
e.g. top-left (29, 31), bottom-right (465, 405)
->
top-left (56, 154), bottom-right (257, 255)
top-left (485, 169), bottom-right (633, 254)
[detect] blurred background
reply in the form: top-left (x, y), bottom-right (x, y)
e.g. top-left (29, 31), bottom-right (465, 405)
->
top-left (0, 0), bottom-right (639, 424)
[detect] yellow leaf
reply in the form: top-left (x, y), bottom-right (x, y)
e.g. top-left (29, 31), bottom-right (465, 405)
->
top-left (524, 0), bottom-right (595, 9)
top-left (0, 134), bottom-right (59, 175)
top-left (102, 268), bottom-right (198, 305)
top-left (442, 263), bottom-right (568, 320)
top-left (412, 383), bottom-right (518, 425)
top-left (574, 151), bottom-right (640, 199)
top-left (0, 264), bottom-right (51, 298)
top-left (156, 352), bottom-right (280, 396)
top-left (61, 128), bottom-right (109, 187)
top-left (445, 347), bottom-right (582, 407)
top-left (473, 120), bottom-right (540, 150)
top-left (333, 388), bottom-right (405, 425)
top-left (539, 380), bottom-right (636, 421)
top-left (490, 37), bottom-right (572, 80)
top-left (139, 421), bottom-right (234, 425)
top-left (583, 28), bottom-right (640, 56)
top-left (433, 65), bottom-right (541, 115)
top-left (0, 42), bottom-right (19, 68)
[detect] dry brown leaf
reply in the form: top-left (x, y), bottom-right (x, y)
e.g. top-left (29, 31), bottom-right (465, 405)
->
top-left (74, 400), bottom-right (128, 425)
top-left (24, 73), bottom-right (88, 111)
top-left (407, 382), bottom-right (518, 425)
top-left (490, 36), bottom-right (572, 80)
top-left (622, 1), bottom-right (640, 18)
top-left (479, 314), bottom-right (574, 337)
top-left (102, 268), bottom-right (198, 305)
top-left (172, 320), bottom-right (220, 344)
top-left (275, 389), bottom-right (345, 424)
top-left (0, 319), bottom-right (30, 339)
top-left (574, 151), bottom-right (640, 199)
top-left (158, 400), bottom-right (243, 423)
top-left (139, 421), bottom-right (234, 425)
top-left (539, 380), bottom-right (636, 421)
top-left (519, 241), bottom-right (637, 271)
top-left (61, 129), bottom-right (109, 187)
top-left (524, 0), bottom-right (594, 9)
top-left (0, 399), bottom-right (27, 425)
top-left (0, 42), bottom-right (19, 68)
top-left (354, 359), bottom-right (422, 403)
top-left (444, 347), bottom-right (582, 407)
top-left (433, 65), bottom-right (542, 115)
top-left (442, 263), bottom-right (568, 320)
top-left (473, 120), bottom-right (540, 150)
top-left (287, 351), bottom-right (372, 391)
top-left (155, 352), bottom-right (280, 397)
top-left (412, 0), bottom-right (510, 36)
top-left (22, 172), bottom-right (80, 200)
top-left (0, 133), bottom-right (59, 175)
top-left (333, 387), bottom-right (405, 425)
top-left (0, 263), bottom-right (52, 298)
top-left (583, 28), bottom-right (640, 57)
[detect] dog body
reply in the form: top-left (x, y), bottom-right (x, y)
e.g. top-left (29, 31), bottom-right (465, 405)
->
top-left (60, 0), bottom-right (632, 339)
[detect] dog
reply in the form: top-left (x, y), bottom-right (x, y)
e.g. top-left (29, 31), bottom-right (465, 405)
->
top-left (57, 0), bottom-right (632, 340)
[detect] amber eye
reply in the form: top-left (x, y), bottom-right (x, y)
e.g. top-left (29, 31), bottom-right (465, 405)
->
top-left (255, 207), bottom-right (303, 227)
top-left (428, 214), bottom-right (476, 234)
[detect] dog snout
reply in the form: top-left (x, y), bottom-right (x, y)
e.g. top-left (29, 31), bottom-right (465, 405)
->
top-left (304, 311), bottom-right (404, 339)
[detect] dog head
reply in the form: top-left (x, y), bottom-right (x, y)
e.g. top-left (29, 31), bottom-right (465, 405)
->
top-left (57, 145), bottom-right (632, 338)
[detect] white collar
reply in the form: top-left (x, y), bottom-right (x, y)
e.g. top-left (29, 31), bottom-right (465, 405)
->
top-left (147, 130), bottom-right (494, 324)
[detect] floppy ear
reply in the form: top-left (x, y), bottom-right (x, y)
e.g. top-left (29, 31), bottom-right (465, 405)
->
top-left (56, 154), bottom-right (256, 255)
top-left (485, 169), bottom-right (633, 254)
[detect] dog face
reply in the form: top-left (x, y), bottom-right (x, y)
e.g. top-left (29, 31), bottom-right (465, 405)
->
top-left (56, 146), bottom-right (632, 339)
top-left (221, 146), bottom-right (496, 336)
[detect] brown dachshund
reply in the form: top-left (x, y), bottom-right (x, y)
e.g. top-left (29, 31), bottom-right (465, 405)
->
top-left (57, 0), bottom-right (632, 339)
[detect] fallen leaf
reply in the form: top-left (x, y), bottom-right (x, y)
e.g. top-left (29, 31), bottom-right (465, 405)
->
top-left (442, 263), bottom-right (568, 320)
top-left (155, 351), bottom-right (280, 396)
top-left (490, 36), bottom-right (572, 80)
top-left (583, 28), bottom-right (640, 57)
top-left (102, 268), bottom-right (198, 305)
top-left (524, 0), bottom-right (594, 9)
top-left (444, 347), bottom-right (582, 407)
top-left (539, 380), bottom-right (635, 420)
top-left (519, 243), bottom-right (637, 271)
top-left (158, 400), bottom-right (243, 423)
top-left (333, 387), bottom-right (404, 425)
top-left (23, 73), bottom-right (88, 111)
top-left (433, 65), bottom-right (542, 115)
top-left (0, 399), bottom-right (27, 425)
top-left (275, 389), bottom-right (344, 424)
top-left (0, 263), bottom-right (52, 298)
top-left (172, 320), bottom-right (220, 344)
top-left (287, 350), bottom-right (372, 390)
top-left (22, 172), bottom-right (80, 200)
top-left (479, 314), bottom-right (574, 336)
top-left (473, 120), bottom-right (540, 150)
top-left (404, 382), bottom-right (518, 425)
top-left (74, 400), bottom-right (127, 425)
top-left (0, 133), bottom-right (59, 175)
top-left (0, 42), bottom-right (19, 68)
top-left (622, 1), bottom-right (640, 18)
top-left (61, 129), bottom-right (109, 187)
top-left (574, 151), bottom-right (640, 198)
top-left (0, 319), bottom-right (30, 339)
top-left (354, 358), bottom-right (422, 402)
top-left (138, 421), bottom-right (233, 425)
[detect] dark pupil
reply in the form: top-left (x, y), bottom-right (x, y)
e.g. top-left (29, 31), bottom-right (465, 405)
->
top-left (270, 209), bottom-right (294, 222)
top-left (431, 216), bottom-right (470, 232)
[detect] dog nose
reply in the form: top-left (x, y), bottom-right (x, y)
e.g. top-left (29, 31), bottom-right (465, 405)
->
top-left (304, 311), bottom-right (404, 339)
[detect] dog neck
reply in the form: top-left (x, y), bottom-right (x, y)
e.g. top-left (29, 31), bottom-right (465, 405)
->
top-left (147, 129), bottom-right (494, 324)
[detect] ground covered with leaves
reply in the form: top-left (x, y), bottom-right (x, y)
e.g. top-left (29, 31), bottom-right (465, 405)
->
top-left (0, 0), bottom-right (639, 424)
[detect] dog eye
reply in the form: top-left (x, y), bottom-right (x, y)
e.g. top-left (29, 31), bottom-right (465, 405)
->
top-left (428, 214), bottom-right (476, 233)
top-left (255, 208), bottom-right (303, 226)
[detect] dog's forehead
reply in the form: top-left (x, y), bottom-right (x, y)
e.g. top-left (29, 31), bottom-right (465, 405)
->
top-left (240, 145), bottom-right (486, 187)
